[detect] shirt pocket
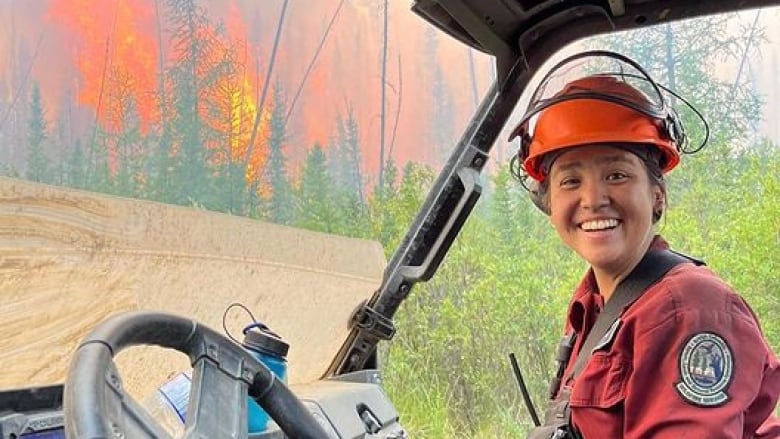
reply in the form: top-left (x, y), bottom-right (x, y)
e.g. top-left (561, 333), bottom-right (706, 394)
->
top-left (569, 351), bottom-right (630, 409)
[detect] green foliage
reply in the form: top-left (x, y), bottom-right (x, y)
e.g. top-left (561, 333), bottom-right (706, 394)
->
top-left (379, 166), bottom-right (584, 437)
top-left (107, 87), bottom-right (147, 198)
top-left (66, 139), bottom-right (86, 189)
top-left (369, 162), bottom-right (434, 257)
top-left (330, 106), bottom-right (363, 199)
top-left (261, 83), bottom-right (294, 224)
top-left (25, 83), bottom-right (48, 183)
top-left (162, 0), bottom-right (225, 206)
top-left (663, 140), bottom-right (780, 351)
top-left (296, 143), bottom-right (332, 229)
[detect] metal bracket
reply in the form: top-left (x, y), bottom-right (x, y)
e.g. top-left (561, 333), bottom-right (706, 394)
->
top-left (352, 302), bottom-right (396, 341)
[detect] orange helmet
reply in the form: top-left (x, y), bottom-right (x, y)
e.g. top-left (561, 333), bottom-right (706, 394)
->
top-left (510, 56), bottom-right (686, 182)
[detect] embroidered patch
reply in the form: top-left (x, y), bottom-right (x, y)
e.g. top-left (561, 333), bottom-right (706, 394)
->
top-left (675, 332), bottom-right (733, 406)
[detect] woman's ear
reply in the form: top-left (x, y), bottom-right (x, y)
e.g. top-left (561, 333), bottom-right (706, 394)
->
top-left (652, 185), bottom-right (666, 223)
top-left (655, 185), bottom-right (666, 208)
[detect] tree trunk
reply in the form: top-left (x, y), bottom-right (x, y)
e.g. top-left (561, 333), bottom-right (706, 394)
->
top-left (387, 54), bottom-right (403, 164)
top-left (284, 0), bottom-right (345, 127)
top-left (379, 0), bottom-right (388, 190)
top-left (245, 0), bottom-right (288, 166)
top-left (729, 10), bottom-right (761, 102)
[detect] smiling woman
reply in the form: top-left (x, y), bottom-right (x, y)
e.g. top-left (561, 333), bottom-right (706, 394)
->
top-left (510, 51), bottom-right (780, 439)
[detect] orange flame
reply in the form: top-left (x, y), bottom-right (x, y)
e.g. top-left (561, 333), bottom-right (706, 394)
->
top-left (9, 0), bottom-right (493, 184)
top-left (48, 0), bottom-right (159, 132)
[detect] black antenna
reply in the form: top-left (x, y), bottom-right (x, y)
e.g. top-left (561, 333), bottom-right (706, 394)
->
top-left (509, 353), bottom-right (541, 427)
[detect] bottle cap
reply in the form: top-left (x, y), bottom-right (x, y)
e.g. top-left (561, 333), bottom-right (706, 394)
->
top-left (242, 323), bottom-right (289, 358)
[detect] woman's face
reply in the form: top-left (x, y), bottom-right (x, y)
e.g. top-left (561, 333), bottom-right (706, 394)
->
top-left (547, 144), bottom-right (664, 277)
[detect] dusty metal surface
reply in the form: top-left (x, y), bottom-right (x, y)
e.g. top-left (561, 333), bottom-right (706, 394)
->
top-left (0, 177), bottom-right (385, 400)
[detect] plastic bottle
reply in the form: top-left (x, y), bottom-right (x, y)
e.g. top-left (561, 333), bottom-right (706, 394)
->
top-left (142, 322), bottom-right (289, 435)
top-left (143, 371), bottom-right (192, 437)
top-left (241, 322), bottom-right (289, 432)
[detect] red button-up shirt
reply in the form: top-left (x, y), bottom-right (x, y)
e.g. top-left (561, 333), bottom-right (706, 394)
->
top-left (558, 237), bottom-right (780, 438)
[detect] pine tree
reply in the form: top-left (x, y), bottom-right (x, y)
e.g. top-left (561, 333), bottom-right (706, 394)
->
top-left (326, 107), bottom-right (368, 235)
top-left (342, 105), bottom-right (363, 201)
top-left (115, 96), bottom-right (146, 197)
top-left (206, 43), bottom-right (255, 214)
top-left (86, 129), bottom-right (112, 192)
top-left (263, 83), bottom-right (293, 223)
top-left (163, 0), bottom-right (219, 206)
top-left (297, 142), bottom-right (335, 232)
top-left (328, 108), bottom-right (363, 201)
top-left (25, 83), bottom-right (48, 183)
top-left (104, 68), bottom-right (147, 197)
top-left (67, 138), bottom-right (86, 189)
top-left (328, 112), bottom-right (347, 188)
top-left (52, 101), bottom-right (74, 186)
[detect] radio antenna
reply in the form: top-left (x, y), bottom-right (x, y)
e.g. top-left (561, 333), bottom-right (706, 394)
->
top-left (509, 353), bottom-right (541, 427)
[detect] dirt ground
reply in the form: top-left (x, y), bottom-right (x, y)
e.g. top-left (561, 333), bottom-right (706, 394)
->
top-left (0, 177), bottom-right (385, 401)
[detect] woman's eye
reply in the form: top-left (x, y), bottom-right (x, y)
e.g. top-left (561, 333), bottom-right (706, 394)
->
top-left (606, 172), bottom-right (628, 181)
top-left (559, 177), bottom-right (579, 187)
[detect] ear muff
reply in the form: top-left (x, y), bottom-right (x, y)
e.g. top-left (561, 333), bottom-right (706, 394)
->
top-left (526, 178), bottom-right (550, 215)
top-left (664, 108), bottom-right (686, 150)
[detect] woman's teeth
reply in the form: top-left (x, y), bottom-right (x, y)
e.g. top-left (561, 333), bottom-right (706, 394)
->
top-left (580, 219), bottom-right (619, 231)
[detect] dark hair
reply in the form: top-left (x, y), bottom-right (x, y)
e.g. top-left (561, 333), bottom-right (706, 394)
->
top-left (531, 144), bottom-right (667, 223)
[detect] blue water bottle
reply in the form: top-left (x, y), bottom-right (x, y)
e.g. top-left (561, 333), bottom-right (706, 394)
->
top-left (241, 321), bottom-right (289, 433)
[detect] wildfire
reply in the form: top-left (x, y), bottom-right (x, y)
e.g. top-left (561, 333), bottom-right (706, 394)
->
top-left (5, 0), bottom-right (493, 183)
top-left (49, 0), bottom-right (159, 131)
top-left (43, 0), bottom-right (275, 181)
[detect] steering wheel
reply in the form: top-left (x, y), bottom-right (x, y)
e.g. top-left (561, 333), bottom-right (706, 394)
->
top-left (63, 311), bottom-right (328, 438)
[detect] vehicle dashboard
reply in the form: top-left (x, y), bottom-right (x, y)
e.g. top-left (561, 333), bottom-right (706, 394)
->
top-left (0, 371), bottom-right (406, 439)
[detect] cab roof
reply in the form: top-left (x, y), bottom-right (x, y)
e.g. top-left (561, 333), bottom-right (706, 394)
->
top-left (411, 0), bottom-right (778, 88)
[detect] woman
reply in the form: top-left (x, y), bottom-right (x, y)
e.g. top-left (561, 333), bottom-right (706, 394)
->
top-left (511, 51), bottom-right (780, 438)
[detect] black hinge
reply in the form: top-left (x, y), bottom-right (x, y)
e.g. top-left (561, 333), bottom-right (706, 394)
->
top-left (352, 301), bottom-right (396, 341)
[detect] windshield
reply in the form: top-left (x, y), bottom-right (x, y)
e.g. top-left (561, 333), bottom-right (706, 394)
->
top-left (0, 0), bottom-right (490, 398)
top-left (1, 1), bottom-right (778, 436)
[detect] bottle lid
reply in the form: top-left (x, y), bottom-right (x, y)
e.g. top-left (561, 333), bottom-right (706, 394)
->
top-left (242, 322), bottom-right (289, 358)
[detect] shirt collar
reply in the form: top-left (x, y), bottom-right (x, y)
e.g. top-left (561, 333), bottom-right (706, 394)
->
top-left (565, 234), bottom-right (669, 332)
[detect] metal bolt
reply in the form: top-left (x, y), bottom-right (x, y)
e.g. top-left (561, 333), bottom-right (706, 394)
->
top-left (108, 373), bottom-right (121, 390)
top-left (111, 424), bottom-right (124, 439)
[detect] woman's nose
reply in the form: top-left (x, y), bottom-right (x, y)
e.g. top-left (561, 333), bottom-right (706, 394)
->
top-left (579, 179), bottom-right (610, 210)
